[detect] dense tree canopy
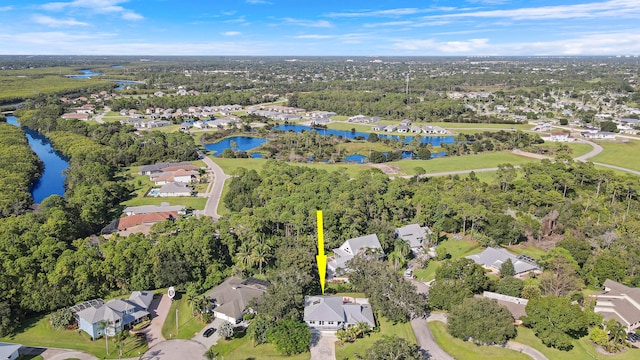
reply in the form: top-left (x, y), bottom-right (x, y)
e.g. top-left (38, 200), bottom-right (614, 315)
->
top-left (523, 296), bottom-right (588, 350)
top-left (448, 297), bottom-right (516, 345)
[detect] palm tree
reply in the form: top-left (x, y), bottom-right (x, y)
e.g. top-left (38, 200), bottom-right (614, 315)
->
top-left (235, 243), bottom-right (254, 270)
top-left (388, 250), bottom-right (406, 271)
top-left (605, 319), bottom-right (628, 352)
top-left (251, 244), bottom-right (270, 275)
top-left (97, 319), bottom-right (112, 355)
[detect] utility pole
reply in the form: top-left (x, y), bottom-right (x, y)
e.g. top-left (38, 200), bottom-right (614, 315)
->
top-left (176, 308), bottom-right (178, 335)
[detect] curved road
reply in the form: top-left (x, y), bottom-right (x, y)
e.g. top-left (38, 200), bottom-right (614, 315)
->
top-left (200, 155), bottom-right (231, 220)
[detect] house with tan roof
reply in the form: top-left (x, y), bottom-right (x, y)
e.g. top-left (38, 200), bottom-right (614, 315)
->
top-left (593, 279), bottom-right (640, 332)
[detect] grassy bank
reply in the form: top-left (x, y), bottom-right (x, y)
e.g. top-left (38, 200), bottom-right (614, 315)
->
top-left (335, 317), bottom-right (417, 360)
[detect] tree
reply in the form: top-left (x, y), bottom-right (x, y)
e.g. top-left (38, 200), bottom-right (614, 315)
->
top-left (435, 258), bottom-right (488, 294)
top-left (603, 319), bottom-right (628, 353)
top-left (496, 276), bottom-right (524, 297)
top-left (358, 335), bottom-right (423, 360)
top-left (599, 120), bottom-right (618, 133)
top-left (218, 320), bottom-right (234, 339)
top-left (522, 296), bottom-right (588, 350)
top-left (448, 297), bottom-right (516, 345)
top-left (428, 279), bottom-right (473, 311)
top-left (368, 151), bottom-right (386, 163)
top-left (500, 258), bottom-right (515, 277)
top-left (0, 301), bottom-right (17, 337)
top-left (416, 147), bottom-right (431, 160)
top-left (538, 248), bottom-right (583, 296)
top-left (49, 308), bottom-right (73, 329)
top-left (97, 319), bottom-right (113, 354)
top-left (266, 318), bottom-right (311, 355)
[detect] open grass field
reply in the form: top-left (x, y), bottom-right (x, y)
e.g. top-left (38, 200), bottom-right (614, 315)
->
top-left (0, 315), bottom-right (147, 359)
top-left (327, 122), bottom-right (376, 133)
top-left (413, 237), bottom-right (482, 281)
top-left (212, 331), bottom-right (310, 360)
top-left (515, 326), bottom-right (640, 360)
top-left (335, 141), bottom-right (394, 154)
top-left (429, 321), bottom-right (530, 360)
top-left (335, 317), bottom-right (417, 360)
top-left (0, 68), bottom-right (111, 102)
top-left (591, 140), bottom-right (640, 171)
top-left (161, 292), bottom-right (206, 340)
top-left (390, 151), bottom-right (538, 176)
top-left (503, 243), bottom-right (548, 260)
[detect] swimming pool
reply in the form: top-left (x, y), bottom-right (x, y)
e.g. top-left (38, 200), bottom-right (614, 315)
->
top-left (148, 188), bottom-right (160, 196)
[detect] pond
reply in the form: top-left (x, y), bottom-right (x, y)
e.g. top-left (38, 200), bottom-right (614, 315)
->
top-left (115, 80), bottom-right (138, 90)
top-left (204, 136), bottom-right (268, 155)
top-left (7, 116), bottom-right (69, 203)
top-left (68, 69), bottom-right (103, 79)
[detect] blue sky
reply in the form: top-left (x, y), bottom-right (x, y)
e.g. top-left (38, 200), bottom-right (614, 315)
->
top-left (1, 0), bottom-right (640, 55)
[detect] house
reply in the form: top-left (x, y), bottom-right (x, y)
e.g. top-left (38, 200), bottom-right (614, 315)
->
top-left (205, 277), bottom-right (270, 324)
top-left (582, 131), bottom-right (616, 140)
top-left (180, 122), bottom-right (191, 131)
top-left (309, 117), bottom-right (330, 126)
top-left (0, 343), bottom-right (21, 360)
top-left (73, 291), bottom-right (154, 339)
top-left (533, 123), bottom-right (552, 132)
top-left (397, 125), bottom-right (409, 133)
top-left (466, 247), bottom-right (539, 277)
top-left (480, 292), bottom-right (528, 320)
top-left (101, 211), bottom-right (178, 234)
top-left (384, 125), bottom-right (397, 132)
top-left (156, 182), bottom-right (192, 197)
top-left (395, 224), bottom-right (430, 254)
top-left (593, 279), bottom-right (640, 332)
top-left (348, 115), bottom-right (366, 122)
top-left (541, 132), bottom-right (574, 142)
top-left (371, 125), bottom-right (383, 132)
top-left (123, 204), bottom-right (186, 216)
top-left (400, 119), bottom-right (412, 126)
top-left (410, 125), bottom-right (422, 133)
top-left (303, 296), bottom-right (375, 332)
top-left (327, 234), bottom-right (383, 278)
top-left (139, 162), bottom-right (195, 175)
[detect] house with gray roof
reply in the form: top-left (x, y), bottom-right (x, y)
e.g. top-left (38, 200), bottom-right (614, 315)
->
top-left (593, 279), bottom-right (640, 332)
top-left (205, 277), bottom-right (270, 324)
top-left (466, 247), bottom-right (539, 277)
top-left (156, 182), bottom-right (192, 197)
top-left (327, 234), bottom-right (383, 278)
top-left (74, 291), bottom-right (154, 339)
top-left (0, 343), bottom-right (21, 360)
top-left (395, 224), bottom-right (431, 254)
top-left (123, 203), bottom-right (187, 216)
top-left (139, 162), bottom-right (194, 175)
top-left (304, 295), bottom-right (375, 332)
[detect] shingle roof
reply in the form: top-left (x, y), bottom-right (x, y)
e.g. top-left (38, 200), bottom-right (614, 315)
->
top-left (122, 204), bottom-right (186, 215)
top-left (596, 280), bottom-right (640, 327)
top-left (0, 343), bottom-right (22, 359)
top-left (158, 182), bottom-right (191, 194)
top-left (466, 247), bottom-right (539, 274)
top-left (205, 277), bottom-right (269, 320)
top-left (340, 234), bottom-right (382, 256)
top-left (117, 212), bottom-right (177, 230)
top-left (303, 296), bottom-right (376, 327)
top-left (395, 224), bottom-right (428, 249)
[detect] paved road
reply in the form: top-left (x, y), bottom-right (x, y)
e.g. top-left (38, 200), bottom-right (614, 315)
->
top-left (310, 332), bottom-right (337, 360)
top-left (504, 341), bottom-right (548, 360)
top-left (411, 317), bottom-right (453, 360)
top-left (142, 294), bottom-right (171, 347)
top-left (93, 106), bottom-right (110, 124)
top-left (141, 339), bottom-right (206, 360)
top-left (200, 155), bottom-right (231, 220)
top-left (192, 317), bottom-right (223, 349)
top-left (21, 347), bottom-right (98, 360)
top-left (573, 139), bottom-right (603, 162)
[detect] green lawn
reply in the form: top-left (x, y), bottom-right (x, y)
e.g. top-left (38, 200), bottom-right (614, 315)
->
top-left (391, 151), bottom-right (538, 176)
top-left (428, 122), bottom-right (535, 131)
top-left (515, 326), bottom-right (640, 360)
top-left (212, 330), bottom-right (310, 360)
top-left (429, 321), bottom-right (530, 360)
top-left (413, 237), bottom-right (482, 282)
top-left (591, 140), bottom-right (640, 171)
top-left (336, 141), bottom-right (393, 154)
top-left (161, 292), bottom-right (206, 340)
top-left (0, 315), bottom-right (147, 359)
top-left (335, 317), bottom-right (417, 360)
top-left (503, 243), bottom-right (547, 260)
top-left (327, 122), bottom-right (375, 132)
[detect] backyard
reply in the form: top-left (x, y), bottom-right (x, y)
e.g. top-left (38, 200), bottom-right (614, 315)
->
top-left (161, 292), bottom-right (207, 340)
top-left (413, 237), bottom-right (482, 282)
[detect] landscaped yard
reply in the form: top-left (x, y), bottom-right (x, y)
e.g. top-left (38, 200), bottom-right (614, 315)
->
top-left (335, 317), bottom-right (417, 360)
top-left (211, 330), bottom-right (310, 360)
top-left (429, 321), bottom-right (530, 360)
top-left (413, 237), bottom-right (482, 282)
top-left (515, 326), bottom-right (640, 360)
top-left (161, 292), bottom-right (207, 340)
top-left (0, 315), bottom-right (147, 359)
top-left (591, 140), bottom-right (640, 171)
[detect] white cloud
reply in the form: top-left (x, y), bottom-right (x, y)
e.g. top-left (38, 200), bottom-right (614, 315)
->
top-left (390, 30), bottom-right (640, 56)
top-left (327, 7), bottom-right (458, 18)
top-left (222, 31), bottom-right (241, 36)
top-left (246, 0), bottom-right (271, 4)
top-left (32, 14), bottom-right (89, 27)
top-left (41, 0), bottom-right (143, 20)
top-left (224, 16), bottom-right (248, 24)
top-left (363, 21), bottom-right (414, 28)
top-left (426, 0), bottom-right (640, 21)
top-left (0, 6), bottom-right (13, 11)
top-left (281, 18), bottom-right (334, 28)
top-left (293, 34), bottom-right (335, 39)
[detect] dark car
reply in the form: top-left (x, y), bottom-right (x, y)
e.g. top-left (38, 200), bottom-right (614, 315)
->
top-left (203, 327), bottom-right (216, 338)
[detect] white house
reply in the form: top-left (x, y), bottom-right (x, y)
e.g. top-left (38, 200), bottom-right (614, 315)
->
top-left (327, 234), bottom-right (383, 278)
top-left (466, 247), bottom-right (539, 277)
top-left (541, 132), bottom-right (574, 142)
top-left (395, 224), bottom-right (431, 254)
top-left (303, 296), bottom-right (375, 332)
top-left (157, 182), bottom-right (192, 197)
top-left (593, 279), bottom-right (640, 332)
top-left (0, 343), bottom-right (21, 360)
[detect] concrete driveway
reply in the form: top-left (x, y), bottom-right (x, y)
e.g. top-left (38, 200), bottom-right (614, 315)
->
top-left (310, 331), bottom-right (337, 360)
top-left (192, 317), bottom-right (223, 349)
top-left (141, 294), bottom-right (171, 347)
top-left (141, 340), bottom-right (206, 360)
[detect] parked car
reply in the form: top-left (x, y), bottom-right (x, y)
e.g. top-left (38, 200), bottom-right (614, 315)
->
top-left (404, 268), bottom-right (413, 279)
top-left (203, 327), bottom-right (216, 338)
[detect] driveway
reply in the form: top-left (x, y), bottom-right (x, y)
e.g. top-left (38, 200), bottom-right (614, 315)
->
top-left (21, 347), bottom-right (98, 360)
top-left (310, 331), bottom-right (337, 360)
top-left (141, 294), bottom-right (172, 347)
top-left (141, 340), bottom-right (206, 360)
top-left (192, 317), bottom-right (224, 349)
top-left (200, 155), bottom-right (231, 220)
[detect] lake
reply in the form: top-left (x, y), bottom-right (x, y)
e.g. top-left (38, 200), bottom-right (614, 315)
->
top-left (68, 69), bottom-right (103, 79)
top-left (205, 125), bottom-right (452, 163)
top-left (7, 116), bottom-right (69, 203)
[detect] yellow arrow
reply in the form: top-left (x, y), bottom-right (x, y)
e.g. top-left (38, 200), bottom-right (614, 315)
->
top-left (316, 210), bottom-right (327, 294)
